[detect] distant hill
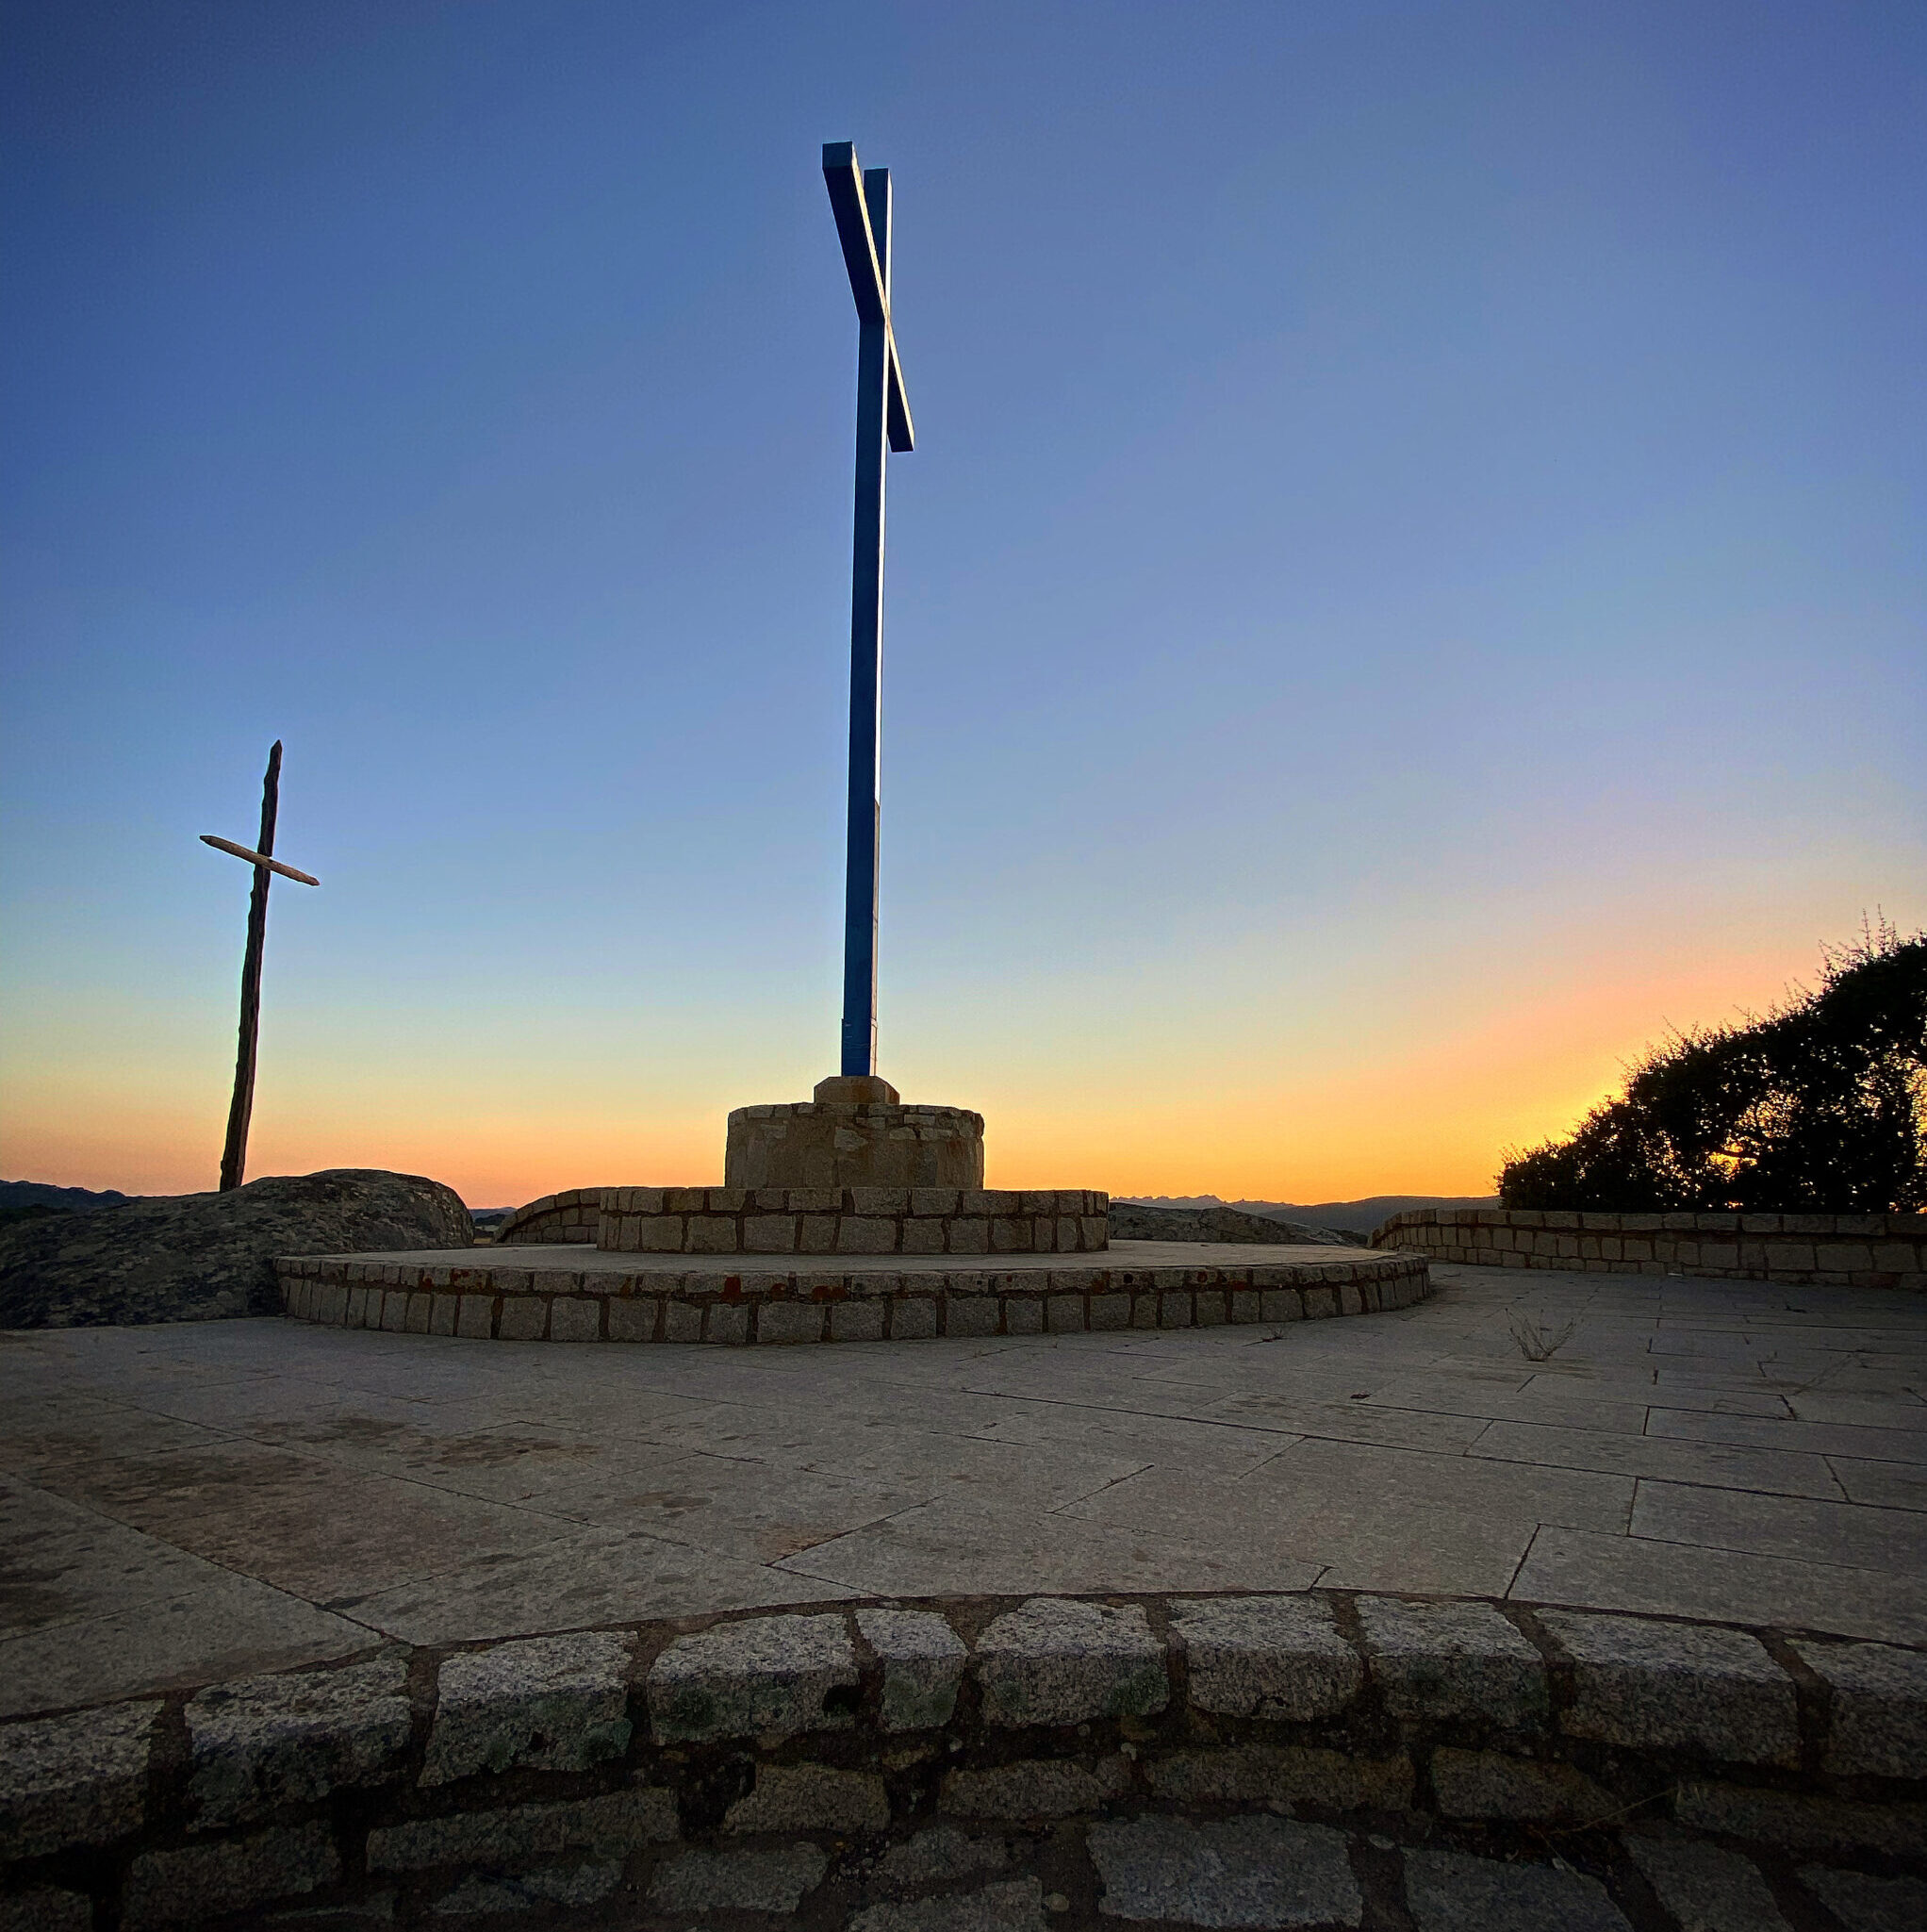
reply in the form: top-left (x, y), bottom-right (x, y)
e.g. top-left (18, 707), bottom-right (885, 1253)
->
top-left (1109, 1201), bottom-right (1355, 1247)
top-left (1119, 1194), bottom-right (1499, 1238)
top-left (0, 1180), bottom-right (136, 1231)
top-left (1, 1181), bottom-right (133, 1212)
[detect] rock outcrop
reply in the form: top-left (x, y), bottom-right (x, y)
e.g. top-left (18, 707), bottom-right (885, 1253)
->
top-left (1108, 1200), bottom-right (1356, 1247)
top-left (0, 1169), bottom-right (473, 1329)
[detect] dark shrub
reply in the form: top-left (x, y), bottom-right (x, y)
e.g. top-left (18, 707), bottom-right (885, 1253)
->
top-left (1498, 921), bottom-right (1927, 1213)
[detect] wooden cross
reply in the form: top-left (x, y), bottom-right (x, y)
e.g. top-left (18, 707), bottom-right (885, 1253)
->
top-left (824, 141), bottom-right (914, 1079)
top-left (201, 741), bottom-right (318, 1191)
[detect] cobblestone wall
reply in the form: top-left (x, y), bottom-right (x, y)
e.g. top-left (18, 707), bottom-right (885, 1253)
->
top-left (1374, 1207), bottom-right (1927, 1289)
top-left (5, 1590), bottom-right (1921, 1929)
top-left (274, 1249), bottom-right (1430, 1346)
top-left (600, 1186), bottom-right (1108, 1257)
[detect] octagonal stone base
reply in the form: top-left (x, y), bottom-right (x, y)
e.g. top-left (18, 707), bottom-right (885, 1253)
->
top-left (726, 1091), bottom-right (985, 1191)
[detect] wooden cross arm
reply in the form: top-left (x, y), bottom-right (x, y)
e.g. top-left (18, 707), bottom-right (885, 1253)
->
top-left (201, 834), bottom-right (319, 886)
top-left (822, 142), bottom-right (914, 453)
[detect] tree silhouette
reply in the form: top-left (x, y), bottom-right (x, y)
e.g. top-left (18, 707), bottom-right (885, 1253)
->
top-left (1499, 920), bottom-right (1927, 1213)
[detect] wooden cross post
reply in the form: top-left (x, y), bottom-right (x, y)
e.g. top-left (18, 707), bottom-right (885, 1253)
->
top-left (824, 141), bottom-right (914, 1080)
top-left (202, 741), bottom-right (319, 1191)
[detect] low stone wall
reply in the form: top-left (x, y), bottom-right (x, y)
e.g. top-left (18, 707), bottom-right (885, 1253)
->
top-left (273, 1248), bottom-right (1430, 1346)
top-left (489, 1189), bottom-right (603, 1246)
top-left (5, 1590), bottom-right (1920, 1929)
top-left (600, 1186), bottom-right (1108, 1257)
top-left (1374, 1207), bottom-right (1927, 1289)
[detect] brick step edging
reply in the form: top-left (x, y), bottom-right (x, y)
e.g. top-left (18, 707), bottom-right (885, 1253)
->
top-left (272, 1251), bottom-right (1431, 1344)
top-left (5, 1589), bottom-right (1922, 1927)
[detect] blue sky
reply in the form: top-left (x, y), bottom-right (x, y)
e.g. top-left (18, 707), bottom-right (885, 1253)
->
top-left (3, 1), bottom-right (1921, 1202)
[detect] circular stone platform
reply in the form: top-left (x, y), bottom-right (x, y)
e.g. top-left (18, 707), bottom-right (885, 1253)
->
top-left (275, 1239), bottom-right (1430, 1345)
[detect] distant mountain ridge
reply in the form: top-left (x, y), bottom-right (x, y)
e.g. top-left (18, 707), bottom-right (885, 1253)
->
top-left (1, 1180), bottom-right (134, 1213)
top-left (1119, 1194), bottom-right (1499, 1237)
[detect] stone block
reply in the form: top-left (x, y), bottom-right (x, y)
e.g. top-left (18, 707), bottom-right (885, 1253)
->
top-left (1542, 1610), bottom-right (1797, 1766)
top-left (851, 1879), bottom-right (1047, 1932)
top-left (649, 1612), bottom-right (857, 1741)
top-left (188, 1658), bottom-right (410, 1827)
top-left (1792, 1638), bottom-right (1927, 1778)
top-left (1088, 1814), bottom-right (1359, 1928)
top-left (724, 1763), bottom-right (888, 1834)
top-left (1005, 1297), bottom-right (1044, 1334)
top-left (912, 1188), bottom-right (961, 1216)
top-left (1303, 1286), bottom-right (1338, 1318)
top-left (1262, 1289), bottom-right (1304, 1322)
top-left (946, 1297), bottom-right (1000, 1339)
top-left (706, 1301), bottom-right (749, 1345)
top-left (991, 1217), bottom-right (1028, 1252)
top-left (1356, 1596), bottom-right (1546, 1726)
top-left (976, 1597), bottom-right (1167, 1726)
top-left (839, 1217), bottom-right (899, 1254)
top-left (1800, 1868), bottom-right (1927, 1932)
top-left (432, 1865), bottom-right (621, 1914)
top-left (0, 1889), bottom-right (91, 1931)
top-left (422, 1631), bottom-right (633, 1784)
top-left (379, 1292), bottom-right (408, 1332)
top-left (649, 1844), bottom-right (828, 1914)
top-left (428, 1294), bottom-right (456, 1336)
top-left (686, 1215), bottom-right (739, 1253)
top-left (901, 1218), bottom-right (946, 1254)
top-left (633, 1216), bottom-right (684, 1252)
top-left (404, 1292), bottom-right (432, 1333)
top-left (744, 1214), bottom-right (796, 1251)
top-left (940, 1757), bottom-right (1127, 1818)
top-left (608, 1296), bottom-right (658, 1342)
top-left (1623, 1837), bottom-right (1788, 1932)
top-left (755, 1301), bottom-right (823, 1345)
top-left (1090, 1292), bottom-right (1130, 1330)
top-left (892, 1299), bottom-right (938, 1340)
top-left (1150, 1743), bottom-right (1411, 1810)
top-left (549, 1296), bottom-right (601, 1342)
top-left (872, 1826), bottom-right (1009, 1897)
top-left (1675, 1782), bottom-right (1927, 1853)
top-left (0, 1699), bottom-right (156, 1859)
top-left (1046, 1293), bottom-right (1085, 1333)
top-left (367, 1788), bottom-right (677, 1871)
top-left (857, 1608), bottom-right (965, 1730)
top-left (947, 1218), bottom-right (989, 1254)
top-left (123, 1824), bottom-right (340, 1928)
top-left (1403, 1848), bottom-right (1629, 1932)
top-left (664, 1300), bottom-right (702, 1342)
top-left (497, 1296), bottom-right (546, 1340)
top-left (1171, 1594), bottom-right (1361, 1720)
top-left (454, 1294), bottom-right (492, 1338)
top-left (1158, 1290), bottom-right (1192, 1328)
top-left (1229, 1289), bottom-right (1261, 1323)
top-left (831, 1301), bottom-right (885, 1342)
top-left (850, 1187), bottom-right (910, 1215)
top-left (1431, 1747), bottom-right (1616, 1824)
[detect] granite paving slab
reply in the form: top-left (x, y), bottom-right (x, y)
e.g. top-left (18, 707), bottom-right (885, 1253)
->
top-left (6, 1262), bottom-right (1927, 1708)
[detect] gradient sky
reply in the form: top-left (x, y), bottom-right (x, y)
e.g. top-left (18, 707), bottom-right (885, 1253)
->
top-left (4, 1), bottom-right (1922, 1208)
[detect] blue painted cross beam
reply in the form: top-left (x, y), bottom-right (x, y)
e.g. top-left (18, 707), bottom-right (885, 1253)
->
top-left (823, 141), bottom-right (914, 1083)
top-left (199, 741), bottom-right (319, 1191)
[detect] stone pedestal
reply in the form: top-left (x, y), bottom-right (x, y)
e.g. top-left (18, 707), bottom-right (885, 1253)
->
top-left (725, 1077), bottom-right (985, 1190)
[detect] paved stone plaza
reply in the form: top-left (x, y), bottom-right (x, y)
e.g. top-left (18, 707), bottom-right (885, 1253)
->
top-left (5, 1262), bottom-right (1923, 1719)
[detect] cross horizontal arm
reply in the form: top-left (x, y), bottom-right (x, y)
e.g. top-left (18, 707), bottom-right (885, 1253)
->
top-left (201, 834), bottom-right (319, 886)
top-left (823, 142), bottom-right (914, 453)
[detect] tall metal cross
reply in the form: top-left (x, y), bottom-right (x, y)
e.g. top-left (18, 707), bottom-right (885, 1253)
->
top-left (824, 141), bottom-right (914, 1080)
top-left (200, 740), bottom-right (318, 1190)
